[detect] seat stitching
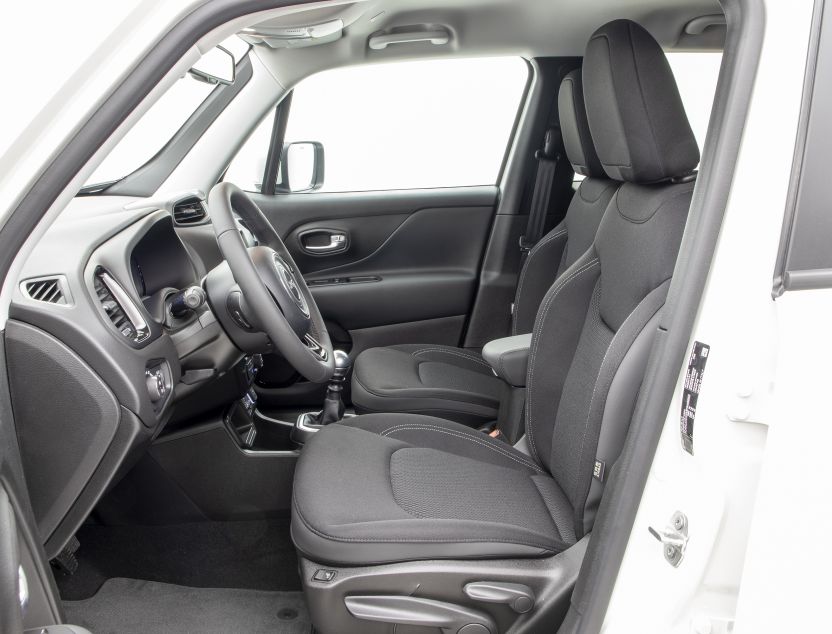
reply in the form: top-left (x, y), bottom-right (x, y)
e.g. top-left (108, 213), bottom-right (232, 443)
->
top-left (353, 373), bottom-right (498, 410)
top-left (292, 497), bottom-right (563, 551)
top-left (578, 179), bottom-right (617, 204)
top-left (381, 424), bottom-right (543, 471)
top-left (412, 347), bottom-right (491, 368)
top-left (526, 258), bottom-right (600, 464)
top-left (512, 228), bottom-right (568, 335)
top-left (379, 424), bottom-right (544, 473)
top-left (529, 476), bottom-right (568, 543)
top-left (615, 184), bottom-right (695, 224)
top-left (572, 283), bottom-right (667, 515)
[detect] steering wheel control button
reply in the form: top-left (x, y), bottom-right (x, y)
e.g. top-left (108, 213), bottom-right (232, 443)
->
top-left (312, 569), bottom-right (337, 583)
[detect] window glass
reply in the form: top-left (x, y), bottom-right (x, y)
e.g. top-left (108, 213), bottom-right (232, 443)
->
top-left (284, 57), bottom-right (527, 192)
top-left (84, 36), bottom-right (250, 188)
top-left (224, 110), bottom-right (275, 192)
top-left (667, 52), bottom-right (722, 152)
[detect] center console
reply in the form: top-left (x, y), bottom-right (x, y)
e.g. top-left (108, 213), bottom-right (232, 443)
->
top-left (224, 354), bottom-right (266, 448)
top-left (223, 350), bottom-right (354, 453)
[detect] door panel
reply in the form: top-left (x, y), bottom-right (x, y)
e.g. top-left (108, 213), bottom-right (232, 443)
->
top-left (250, 186), bottom-right (498, 405)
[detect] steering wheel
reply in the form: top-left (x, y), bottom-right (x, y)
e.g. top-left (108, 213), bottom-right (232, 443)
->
top-left (207, 182), bottom-right (334, 383)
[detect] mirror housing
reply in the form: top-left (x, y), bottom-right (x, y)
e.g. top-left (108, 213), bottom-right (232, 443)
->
top-left (189, 45), bottom-right (235, 85)
top-left (277, 142), bottom-right (325, 193)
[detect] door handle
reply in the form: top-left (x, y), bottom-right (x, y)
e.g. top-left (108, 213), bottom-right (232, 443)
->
top-left (299, 230), bottom-right (348, 255)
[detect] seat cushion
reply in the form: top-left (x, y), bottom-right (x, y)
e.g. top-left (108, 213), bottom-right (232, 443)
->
top-left (351, 345), bottom-right (506, 425)
top-left (291, 414), bottom-right (577, 566)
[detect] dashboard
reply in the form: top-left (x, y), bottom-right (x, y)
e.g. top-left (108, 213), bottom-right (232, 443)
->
top-left (6, 192), bottom-right (242, 558)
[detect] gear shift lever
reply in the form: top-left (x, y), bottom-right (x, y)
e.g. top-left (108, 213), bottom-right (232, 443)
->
top-left (310, 350), bottom-right (351, 425)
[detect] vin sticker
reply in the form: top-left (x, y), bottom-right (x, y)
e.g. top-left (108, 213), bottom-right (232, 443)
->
top-left (680, 341), bottom-right (710, 455)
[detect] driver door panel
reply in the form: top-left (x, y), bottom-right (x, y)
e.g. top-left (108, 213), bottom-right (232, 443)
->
top-left (249, 187), bottom-right (497, 405)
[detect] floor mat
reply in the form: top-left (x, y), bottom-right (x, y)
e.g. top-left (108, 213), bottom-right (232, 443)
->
top-left (63, 578), bottom-right (311, 634)
top-left (55, 519), bottom-right (300, 600)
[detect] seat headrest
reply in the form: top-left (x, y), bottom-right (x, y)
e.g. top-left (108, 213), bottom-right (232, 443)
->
top-left (583, 19), bottom-right (700, 183)
top-left (558, 69), bottom-right (605, 178)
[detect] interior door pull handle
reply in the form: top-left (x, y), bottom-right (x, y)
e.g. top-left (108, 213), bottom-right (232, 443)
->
top-left (304, 233), bottom-right (347, 254)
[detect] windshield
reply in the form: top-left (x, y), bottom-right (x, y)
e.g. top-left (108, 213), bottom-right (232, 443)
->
top-left (83, 76), bottom-right (213, 188)
top-left (83, 36), bottom-right (249, 189)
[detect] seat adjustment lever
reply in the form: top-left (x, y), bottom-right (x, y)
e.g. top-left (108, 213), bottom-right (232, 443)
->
top-left (344, 595), bottom-right (496, 634)
top-left (464, 581), bottom-right (535, 613)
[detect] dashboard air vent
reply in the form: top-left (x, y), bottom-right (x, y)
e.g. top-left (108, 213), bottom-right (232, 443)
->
top-left (93, 269), bottom-right (150, 344)
top-left (172, 197), bottom-right (207, 225)
top-left (24, 277), bottom-right (68, 305)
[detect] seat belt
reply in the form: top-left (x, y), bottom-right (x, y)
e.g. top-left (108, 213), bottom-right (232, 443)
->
top-left (518, 127), bottom-right (564, 258)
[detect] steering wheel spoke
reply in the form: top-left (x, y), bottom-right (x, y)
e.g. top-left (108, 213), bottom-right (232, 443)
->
top-left (303, 333), bottom-right (329, 362)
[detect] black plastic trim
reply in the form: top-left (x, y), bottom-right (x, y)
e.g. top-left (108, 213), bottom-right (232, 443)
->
top-left (772, 0), bottom-right (829, 296)
top-left (262, 92), bottom-right (292, 195)
top-left (0, 336), bottom-right (63, 625)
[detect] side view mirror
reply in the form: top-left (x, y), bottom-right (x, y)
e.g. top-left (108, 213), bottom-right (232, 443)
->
top-left (189, 45), bottom-right (235, 85)
top-left (277, 142), bottom-right (325, 193)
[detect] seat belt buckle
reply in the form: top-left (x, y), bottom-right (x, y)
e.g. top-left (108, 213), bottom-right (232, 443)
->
top-left (488, 428), bottom-right (507, 443)
top-left (519, 235), bottom-right (534, 253)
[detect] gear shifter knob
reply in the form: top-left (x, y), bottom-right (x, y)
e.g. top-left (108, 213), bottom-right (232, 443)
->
top-left (332, 349), bottom-right (352, 379)
top-left (309, 350), bottom-right (351, 426)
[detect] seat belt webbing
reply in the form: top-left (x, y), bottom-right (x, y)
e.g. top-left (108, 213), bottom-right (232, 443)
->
top-left (519, 127), bottom-right (563, 257)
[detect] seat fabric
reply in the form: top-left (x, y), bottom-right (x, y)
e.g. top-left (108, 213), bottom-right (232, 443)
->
top-left (291, 414), bottom-right (575, 566)
top-left (293, 19), bottom-right (700, 568)
top-left (351, 344), bottom-right (506, 424)
top-left (351, 69), bottom-right (615, 425)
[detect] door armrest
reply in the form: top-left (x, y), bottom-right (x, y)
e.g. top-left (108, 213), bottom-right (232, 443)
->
top-left (482, 334), bottom-right (532, 387)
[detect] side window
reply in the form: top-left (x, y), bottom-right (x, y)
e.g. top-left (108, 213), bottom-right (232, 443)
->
top-left (224, 111), bottom-right (275, 193)
top-left (666, 52), bottom-right (723, 152)
top-left (226, 57), bottom-right (529, 193)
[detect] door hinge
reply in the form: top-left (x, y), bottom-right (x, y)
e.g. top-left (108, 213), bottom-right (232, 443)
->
top-left (648, 511), bottom-right (689, 567)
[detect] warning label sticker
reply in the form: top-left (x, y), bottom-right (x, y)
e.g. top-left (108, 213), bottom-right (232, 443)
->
top-left (680, 341), bottom-right (710, 455)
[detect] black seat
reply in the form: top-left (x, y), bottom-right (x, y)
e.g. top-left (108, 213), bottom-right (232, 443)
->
top-left (350, 69), bottom-right (617, 425)
top-left (293, 19), bottom-right (699, 569)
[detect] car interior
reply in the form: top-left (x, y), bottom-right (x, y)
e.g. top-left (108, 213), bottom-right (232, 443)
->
top-left (3, 0), bottom-right (730, 632)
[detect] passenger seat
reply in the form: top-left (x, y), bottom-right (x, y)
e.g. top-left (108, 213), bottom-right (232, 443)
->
top-left (351, 69), bottom-right (617, 425)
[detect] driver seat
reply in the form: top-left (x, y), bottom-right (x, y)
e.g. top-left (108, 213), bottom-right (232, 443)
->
top-left (292, 20), bottom-right (700, 633)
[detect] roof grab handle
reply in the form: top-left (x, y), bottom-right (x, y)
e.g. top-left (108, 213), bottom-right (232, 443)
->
top-left (684, 14), bottom-right (727, 35)
top-left (369, 27), bottom-right (451, 50)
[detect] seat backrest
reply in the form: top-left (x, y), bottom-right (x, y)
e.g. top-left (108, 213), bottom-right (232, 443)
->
top-left (512, 69), bottom-right (617, 335)
top-left (525, 19), bottom-right (700, 539)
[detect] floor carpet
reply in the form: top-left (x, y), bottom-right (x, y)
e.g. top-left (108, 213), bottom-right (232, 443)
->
top-left (63, 578), bottom-right (311, 634)
top-left (54, 519), bottom-right (300, 600)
